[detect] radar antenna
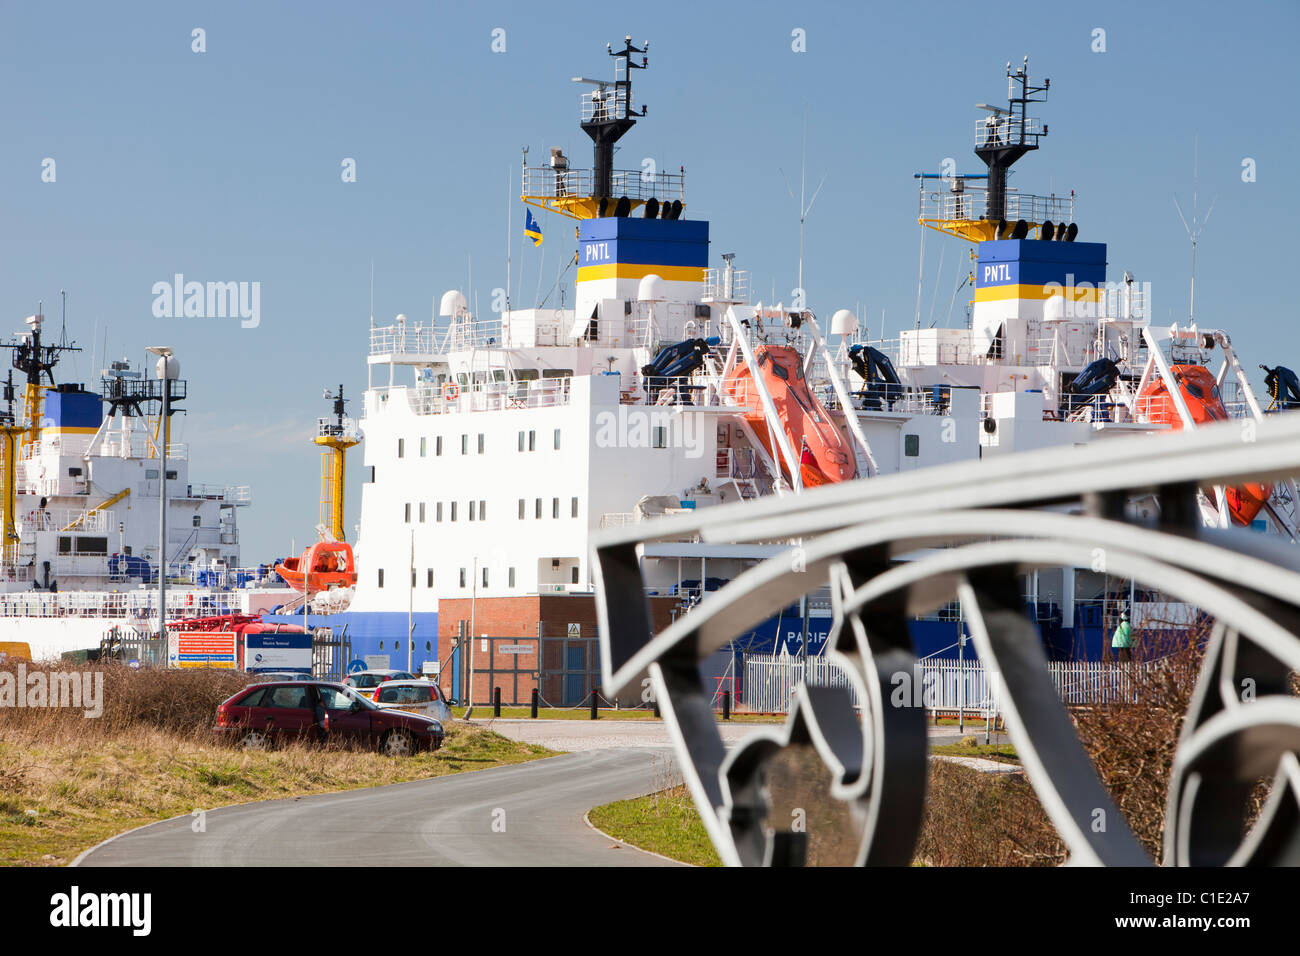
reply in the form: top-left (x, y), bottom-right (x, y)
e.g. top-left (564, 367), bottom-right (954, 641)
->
top-left (974, 56), bottom-right (1050, 223)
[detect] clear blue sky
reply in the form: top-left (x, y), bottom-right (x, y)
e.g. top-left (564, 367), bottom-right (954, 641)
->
top-left (1, 0), bottom-right (1296, 561)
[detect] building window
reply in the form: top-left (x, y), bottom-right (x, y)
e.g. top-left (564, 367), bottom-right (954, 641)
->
top-left (436, 502), bottom-right (443, 522)
top-left (552, 497), bottom-right (559, 519)
top-left (420, 437), bottom-right (427, 457)
top-left (571, 566), bottom-right (580, 584)
top-left (508, 567), bottom-right (516, 588)
top-left (518, 498), bottom-right (525, 519)
top-left (398, 438), bottom-right (405, 458)
top-left (461, 434), bottom-right (468, 455)
top-left (518, 431), bottom-right (525, 452)
top-left (904, 434), bottom-right (920, 457)
top-left (426, 568), bottom-right (433, 588)
top-left (571, 496), bottom-right (579, 518)
top-left (554, 429), bottom-right (561, 450)
top-left (535, 498), bottom-right (542, 519)
top-left (436, 436), bottom-right (443, 456)
top-left (477, 434), bottom-right (485, 454)
top-left (469, 501), bottom-right (476, 521)
top-left (378, 568), bottom-right (385, 588)
top-left (459, 568), bottom-right (466, 588)
top-left (418, 502), bottom-right (426, 523)
top-left (652, 426), bottom-right (668, 449)
top-left (451, 502), bottom-right (458, 522)
top-left (482, 567), bottom-right (489, 587)
top-left (404, 503), bottom-right (411, 523)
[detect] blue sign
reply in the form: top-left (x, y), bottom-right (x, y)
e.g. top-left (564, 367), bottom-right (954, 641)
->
top-left (348, 658), bottom-right (367, 673)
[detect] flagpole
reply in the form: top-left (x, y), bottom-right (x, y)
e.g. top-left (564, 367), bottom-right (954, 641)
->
top-left (506, 164), bottom-right (512, 312)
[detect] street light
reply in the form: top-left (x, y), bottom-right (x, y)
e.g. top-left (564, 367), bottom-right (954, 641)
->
top-left (146, 347), bottom-right (174, 648)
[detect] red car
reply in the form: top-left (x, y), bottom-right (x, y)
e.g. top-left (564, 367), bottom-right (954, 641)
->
top-left (214, 681), bottom-right (444, 756)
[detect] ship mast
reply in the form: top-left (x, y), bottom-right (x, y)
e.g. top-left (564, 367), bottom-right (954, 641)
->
top-left (974, 56), bottom-right (1049, 224)
top-left (577, 36), bottom-right (647, 204)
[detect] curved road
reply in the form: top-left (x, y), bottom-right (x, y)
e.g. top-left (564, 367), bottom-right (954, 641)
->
top-left (76, 748), bottom-right (681, 867)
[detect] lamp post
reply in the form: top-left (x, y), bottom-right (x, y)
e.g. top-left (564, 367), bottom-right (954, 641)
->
top-left (146, 347), bottom-right (173, 646)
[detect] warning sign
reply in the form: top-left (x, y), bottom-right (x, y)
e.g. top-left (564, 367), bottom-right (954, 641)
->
top-left (172, 631), bottom-right (238, 669)
top-left (567, 623), bottom-right (581, 638)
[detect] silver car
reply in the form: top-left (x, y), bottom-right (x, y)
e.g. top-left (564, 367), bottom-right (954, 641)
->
top-left (371, 679), bottom-right (453, 724)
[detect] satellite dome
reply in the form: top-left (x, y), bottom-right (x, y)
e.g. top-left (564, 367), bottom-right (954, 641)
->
top-left (830, 309), bottom-right (858, 336)
top-left (155, 356), bottom-right (180, 380)
top-left (439, 290), bottom-right (468, 317)
top-left (637, 274), bottom-right (667, 302)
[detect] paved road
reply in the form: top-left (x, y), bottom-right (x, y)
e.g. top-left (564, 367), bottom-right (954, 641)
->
top-left (76, 748), bottom-right (681, 867)
top-left (472, 717), bottom-right (757, 751)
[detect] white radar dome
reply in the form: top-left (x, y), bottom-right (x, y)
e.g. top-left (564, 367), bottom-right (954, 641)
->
top-left (637, 274), bottom-right (667, 302)
top-left (830, 309), bottom-right (858, 336)
top-left (439, 290), bottom-right (468, 317)
top-left (155, 356), bottom-right (180, 379)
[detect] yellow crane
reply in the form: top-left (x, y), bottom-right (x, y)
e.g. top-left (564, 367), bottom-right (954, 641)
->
top-left (314, 385), bottom-right (360, 542)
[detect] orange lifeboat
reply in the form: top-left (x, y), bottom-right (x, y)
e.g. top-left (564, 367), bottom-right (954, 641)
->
top-left (724, 344), bottom-right (857, 487)
top-left (275, 540), bottom-right (357, 592)
top-left (1137, 364), bottom-right (1270, 526)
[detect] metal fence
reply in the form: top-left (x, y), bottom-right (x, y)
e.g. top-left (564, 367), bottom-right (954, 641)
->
top-left (743, 654), bottom-right (1148, 715)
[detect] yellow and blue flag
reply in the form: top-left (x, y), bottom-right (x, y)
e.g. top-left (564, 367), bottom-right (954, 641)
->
top-left (524, 208), bottom-right (543, 246)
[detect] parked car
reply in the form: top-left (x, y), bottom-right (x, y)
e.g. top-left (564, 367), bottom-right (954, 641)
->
top-left (342, 669), bottom-right (417, 699)
top-left (213, 681), bottom-right (443, 756)
top-left (372, 679), bottom-right (453, 724)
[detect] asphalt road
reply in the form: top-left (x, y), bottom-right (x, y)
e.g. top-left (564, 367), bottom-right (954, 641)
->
top-left (75, 748), bottom-right (682, 867)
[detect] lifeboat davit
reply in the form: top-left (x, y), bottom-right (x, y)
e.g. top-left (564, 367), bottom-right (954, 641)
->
top-left (1137, 364), bottom-right (1270, 526)
top-left (275, 540), bottom-right (357, 592)
top-left (724, 344), bottom-right (857, 487)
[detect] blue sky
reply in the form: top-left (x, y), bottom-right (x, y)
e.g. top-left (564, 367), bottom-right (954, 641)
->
top-left (1, 0), bottom-right (1297, 561)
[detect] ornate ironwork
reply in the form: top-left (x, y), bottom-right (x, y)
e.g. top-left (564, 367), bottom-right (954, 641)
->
top-left (592, 413), bottom-right (1300, 866)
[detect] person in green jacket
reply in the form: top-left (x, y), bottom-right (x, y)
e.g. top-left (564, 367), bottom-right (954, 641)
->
top-left (1112, 609), bottom-right (1133, 662)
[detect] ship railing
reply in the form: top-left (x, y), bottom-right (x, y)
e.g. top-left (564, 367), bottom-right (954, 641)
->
top-left (703, 268), bottom-right (750, 303)
top-left (48, 508), bottom-right (115, 533)
top-left (0, 589), bottom-right (243, 620)
top-left (580, 86), bottom-right (635, 123)
top-left (521, 164), bottom-right (685, 204)
top-left (918, 181), bottom-right (1074, 227)
top-left (20, 435), bottom-right (94, 459)
top-left (370, 318), bottom-right (502, 356)
top-left (410, 375), bottom-right (574, 416)
top-left (317, 417), bottom-right (360, 441)
top-left (185, 483), bottom-right (252, 505)
top-left (717, 447), bottom-right (760, 481)
top-left (973, 114), bottom-right (1048, 150)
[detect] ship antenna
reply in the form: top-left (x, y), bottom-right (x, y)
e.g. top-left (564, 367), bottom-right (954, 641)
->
top-left (1173, 133), bottom-right (1216, 328)
top-left (974, 55), bottom-right (1050, 223)
top-left (574, 36), bottom-right (648, 204)
top-left (779, 106), bottom-right (828, 309)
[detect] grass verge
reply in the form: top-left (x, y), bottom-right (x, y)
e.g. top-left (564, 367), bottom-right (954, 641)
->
top-left (588, 785), bottom-right (721, 867)
top-left (0, 722), bottom-right (553, 866)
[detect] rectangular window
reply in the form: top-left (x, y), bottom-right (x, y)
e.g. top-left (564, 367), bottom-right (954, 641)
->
top-left (461, 434), bottom-right (469, 455)
top-left (378, 568), bottom-right (385, 588)
top-left (571, 566), bottom-right (580, 585)
top-left (398, 438), bottom-right (405, 458)
top-left (652, 426), bottom-right (668, 449)
top-left (404, 503), bottom-right (411, 523)
top-left (74, 536), bottom-right (108, 555)
top-left (57, 536), bottom-right (72, 554)
top-left (554, 429), bottom-right (561, 450)
top-left (518, 431), bottom-right (525, 452)
top-left (571, 496), bottom-right (579, 519)
top-left (528, 430), bottom-right (536, 451)
top-left (479, 500), bottom-right (487, 521)
top-left (535, 498), bottom-right (542, 519)
top-left (436, 436), bottom-right (443, 456)
top-left (426, 569), bottom-right (434, 588)
top-left (518, 498), bottom-right (525, 519)
top-left (420, 437), bottom-right (427, 457)
top-left (451, 502), bottom-right (458, 522)
top-left (436, 502), bottom-right (443, 522)
top-left (418, 502), bottom-right (426, 523)
top-left (552, 497), bottom-right (559, 519)
top-left (482, 567), bottom-right (489, 588)
top-left (411, 568), bottom-right (416, 587)
top-left (469, 501), bottom-right (476, 521)
top-left (459, 568), bottom-right (466, 588)
top-left (904, 434), bottom-right (920, 457)
top-left (477, 434), bottom-right (485, 454)
top-left (508, 567), bottom-right (516, 588)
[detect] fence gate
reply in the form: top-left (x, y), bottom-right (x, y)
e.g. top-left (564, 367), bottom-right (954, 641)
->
top-left (98, 626), bottom-right (167, 667)
top-left (312, 629), bottom-right (352, 682)
top-left (540, 635), bottom-right (601, 706)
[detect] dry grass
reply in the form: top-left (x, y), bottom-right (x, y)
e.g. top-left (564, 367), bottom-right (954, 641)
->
top-left (0, 663), bottom-right (554, 865)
